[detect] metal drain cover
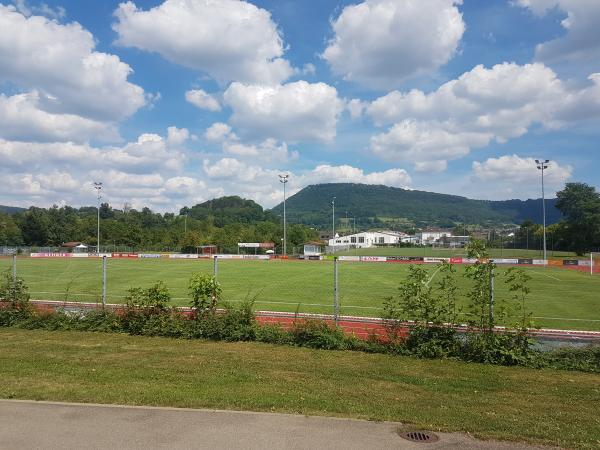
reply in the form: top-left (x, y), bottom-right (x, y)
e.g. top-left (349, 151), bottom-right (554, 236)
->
top-left (398, 430), bottom-right (439, 443)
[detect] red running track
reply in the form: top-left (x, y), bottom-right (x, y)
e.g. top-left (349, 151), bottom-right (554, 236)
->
top-left (21, 300), bottom-right (600, 343)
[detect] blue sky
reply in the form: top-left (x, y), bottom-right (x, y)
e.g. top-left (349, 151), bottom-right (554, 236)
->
top-left (0, 0), bottom-right (599, 211)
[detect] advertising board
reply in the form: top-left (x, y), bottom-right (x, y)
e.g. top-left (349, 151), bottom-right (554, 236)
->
top-left (360, 256), bottom-right (387, 262)
top-left (112, 253), bottom-right (138, 259)
top-left (424, 257), bottom-right (450, 263)
top-left (563, 259), bottom-right (579, 266)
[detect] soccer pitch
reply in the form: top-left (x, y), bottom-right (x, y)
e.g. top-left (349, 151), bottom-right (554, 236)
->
top-left (1, 257), bottom-right (599, 331)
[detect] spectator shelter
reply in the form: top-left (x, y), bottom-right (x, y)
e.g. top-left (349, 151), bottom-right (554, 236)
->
top-left (61, 242), bottom-right (88, 253)
top-left (237, 242), bottom-right (275, 255)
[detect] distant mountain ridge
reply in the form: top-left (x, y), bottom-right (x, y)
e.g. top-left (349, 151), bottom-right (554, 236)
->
top-left (270, 183), bottom-right (560, 229)
top-left (0, 205), bottom-right (26, 214)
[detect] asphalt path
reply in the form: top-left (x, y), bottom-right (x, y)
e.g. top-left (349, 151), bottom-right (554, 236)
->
top-left (0, 400), bottom-right (553, 449)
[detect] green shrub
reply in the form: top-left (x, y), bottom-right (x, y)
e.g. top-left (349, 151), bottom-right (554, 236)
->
top-left (0, 272), bottom-right (30, 306)
top-left (124, 281), bottom-right (171, 311)
top-left (0, 272), bottom-right (32, 325)
top-left (290, 320), bottom-right (350, 350)
top-left (461, 331), bottom-right (535, 366)
top-left (255, 323), bottom-right (293, 345)
top-left (404, 326), bottom-right (460, 359)
top-left (533, 345), bottom-right (600, 373)
top-left (188, 274), bottom-right (221, 312)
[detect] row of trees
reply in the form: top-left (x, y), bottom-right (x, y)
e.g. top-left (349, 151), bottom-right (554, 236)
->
top-left (1, 183), bottom-right (599, 254)
top-left (464, 183), bottom-right (600, 255)
top-left (0, 196), bottom-right (318, 252)
top-left (510, 183), bottom-right (600, 255)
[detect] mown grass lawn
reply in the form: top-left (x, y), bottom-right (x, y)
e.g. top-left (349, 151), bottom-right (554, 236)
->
top-left (1, 257), bottom-right (599, 330)
top-left (0, 329), bottom-right (598, 449)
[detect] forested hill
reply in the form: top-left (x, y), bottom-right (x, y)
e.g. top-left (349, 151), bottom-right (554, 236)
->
top-left (0, 205), bottom-right (26, 214)
top-left (270, 183), bottom-right (561, 229)
top-left (180, 196), bottom-right (277, 227)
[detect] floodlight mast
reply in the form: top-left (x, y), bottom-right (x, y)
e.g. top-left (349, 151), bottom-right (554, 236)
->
top-left (279, 174), bottom-right (289, 255)
top-left (93, 182), bottom-right (103, 254)
top-left (535, 159), bottom-right (550, 264)
top-left (331, 197), bottom-right (336, 254)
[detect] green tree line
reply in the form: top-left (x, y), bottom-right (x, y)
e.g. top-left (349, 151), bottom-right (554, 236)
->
top-left (0, 196), bottom-right (318, 252)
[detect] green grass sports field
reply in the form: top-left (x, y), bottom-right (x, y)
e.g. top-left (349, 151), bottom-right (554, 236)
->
top-left (1, 256), bottom-right (599, 331)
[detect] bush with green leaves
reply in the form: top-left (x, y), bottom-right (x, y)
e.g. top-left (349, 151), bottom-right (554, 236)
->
top-left (464, 240), bottom-right (498, 331)
top-left (383, 261), bottom-right (460, 346)
top-left (504, 267), bottom-right (533, 329)
top-left (124, 281), bottom-right (171, 311)
top-left (404, 326), bottom-right (460, 359)
top-left (0, 272), bottom-right (32, 326)
top-left (188, 274), bottom-right (222, 312)
top-left (290, 320), bottom-right (351, 350)
top-left (461, 331), bottom-right (535, 366)
top-left (533, 345), bottom-right (600, 373)
top-left (0, 271), bottom-right (30, 306)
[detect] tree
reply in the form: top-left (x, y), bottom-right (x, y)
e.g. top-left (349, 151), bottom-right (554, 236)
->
top-left (0, 212), bottom-right (23, 245)
top-left (555, 183), bottom-right (600, 255)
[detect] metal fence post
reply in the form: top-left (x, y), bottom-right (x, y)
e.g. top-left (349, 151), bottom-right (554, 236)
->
top-left (12, 254), bottom-right (17, 285)
top-left (333, 256), bottom-right (339, 326)
top-left (213, 255), bottom-right (218, 280)
top-left (102, 255), bottom-right (107, 308)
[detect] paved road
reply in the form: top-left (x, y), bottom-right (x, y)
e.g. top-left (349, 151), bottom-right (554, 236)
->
top-left (0, 400), bottom-right (551, 449)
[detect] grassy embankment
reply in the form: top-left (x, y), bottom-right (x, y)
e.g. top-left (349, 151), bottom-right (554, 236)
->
top-left (0, 329), bottom-right (598, 449)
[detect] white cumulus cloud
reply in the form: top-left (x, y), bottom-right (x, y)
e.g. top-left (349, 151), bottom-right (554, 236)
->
top-left (113, 0), bottom-right (294, 85)
top-left (472, 154), bottom-right (572, 198)
top-left (185, 89), bottom-right (221, 112)
top-left (0, 5), bottom-right (147, 122)
top-left (515, 0), bottom-right (600, 66)
top-left (322, 0), bottom-right (465, 89)
top-left (0, 92), bottom-right (119, 143)
top-left (224, 81), bottom-right (344, 143)
top-left (367, 62), bottom-right (600, 169)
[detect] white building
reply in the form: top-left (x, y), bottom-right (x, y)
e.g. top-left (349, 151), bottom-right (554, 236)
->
top-left (404, 229), bottom-right (469, 247)
top-left (328, 230), bottom-right (407, 248)
top-left (418, 229), bottom-right (453, 245)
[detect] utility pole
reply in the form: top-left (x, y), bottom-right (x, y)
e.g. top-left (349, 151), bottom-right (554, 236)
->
top-left (279, 174), bottom-right (289, 255)
top-left (535, 159), bottom-right (550, 264)
top-left (94, 182), bottom-right (103, 254)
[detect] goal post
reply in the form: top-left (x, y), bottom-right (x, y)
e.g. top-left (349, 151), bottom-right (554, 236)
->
top-left (591, 252), bottom-right (600, 275)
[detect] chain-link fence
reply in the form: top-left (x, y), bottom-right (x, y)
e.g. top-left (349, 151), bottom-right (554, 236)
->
top-left (1, 255), bottom-right (599, 331)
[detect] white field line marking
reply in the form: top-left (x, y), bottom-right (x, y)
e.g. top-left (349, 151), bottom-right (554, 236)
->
top-left (425, 264), bottom-right (443, 287)
top-left (531, 271), bottom-right (562, 281)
